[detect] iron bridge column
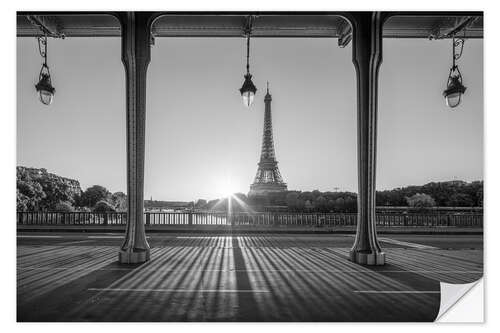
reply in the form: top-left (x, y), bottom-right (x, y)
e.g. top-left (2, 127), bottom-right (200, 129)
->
top-left (118, 12), bottom-right (154, 264)
top-left (348, 12), bottom-right (387, 265)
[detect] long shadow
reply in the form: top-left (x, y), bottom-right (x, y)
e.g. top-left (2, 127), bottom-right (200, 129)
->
top-left (17, 261), bottom-right (145, 322)
top-left (330, 250), bottom-right (441, 321)
top-left (231, 235), bottom-right (261, 321)
top-left (387, 248), bottom-right (483, 284)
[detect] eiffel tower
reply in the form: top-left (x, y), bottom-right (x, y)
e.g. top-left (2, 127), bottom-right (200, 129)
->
top-left (249, 83), bottom-right (288, 196)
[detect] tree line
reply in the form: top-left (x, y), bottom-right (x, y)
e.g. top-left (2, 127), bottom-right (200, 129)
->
top-left (17, 166), bottom-right (483, 213)
top-left (17, 167), bottom-right (126, 212)
top-left (195, 180), bottom-right (483, 213)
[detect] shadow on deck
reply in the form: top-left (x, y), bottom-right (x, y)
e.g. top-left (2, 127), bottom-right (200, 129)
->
top-left (17, 235), bottom-right (483, 322)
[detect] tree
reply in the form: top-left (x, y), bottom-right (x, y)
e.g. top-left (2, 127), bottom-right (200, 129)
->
top-left (16, 166), bottom-right (82, 211)
top-left (81, 185), bottom-right (111, 208)
top-left (54, 201), bottom-right (75, 212)
top-left (17, 180), bottom-right (45, 202)
top-left (93, 200), bottom-right (116, 213)
top-left (446, 193), bottom-right (475, 207)
top-left (206, 199), bottom-right (220, 211)
top-left (406, 193), bottom-right (436, 208)
top-left (334, 197), bottom-right (345, 212)
top-left (296, 198), bottom-right (306, 211)
top-left (343, 196), bottom-right (357, 212)
top-left (314, 196), bottom-right (328, 212)
top-left (17, 190), bottom-right (29, 211)
top-left (110, 191), bottom-right (127, 212)
top-left (476, 187), bottom-right (483, 207)
top-left (300, 191), bottom-right (314, 202)
top-left (327, 199), bottom-right (336, 212)
top-left (36, 175), bottom-right (75, 209)
top-left (17, 168), bottom-right (45, 210)
top-left (194, 199), bottom-right (207, 209)
top-left (286, 192), bottom-right (300, 211)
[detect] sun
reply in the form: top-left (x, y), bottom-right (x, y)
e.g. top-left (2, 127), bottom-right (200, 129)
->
top-left (214, 178), bottom-right (239, 198)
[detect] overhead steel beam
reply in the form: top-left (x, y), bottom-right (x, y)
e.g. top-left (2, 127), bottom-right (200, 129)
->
top-left (17, 12), bottom-right (483, 38)
top-left (429, 16), bottom-right (479, 39)
top-left (26, 15), bottom-right (65, 38)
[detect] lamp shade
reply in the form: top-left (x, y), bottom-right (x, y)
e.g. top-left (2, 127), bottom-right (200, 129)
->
top-left (443, 75), bottom-right (466, 108)
top-left (239, 73), bottom-right (257, 107)
top-left (35, 73), bottom-right (55, 106)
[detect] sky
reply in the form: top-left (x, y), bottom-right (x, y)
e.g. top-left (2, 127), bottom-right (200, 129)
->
top-left (17, 29), bottom-right (483, 201)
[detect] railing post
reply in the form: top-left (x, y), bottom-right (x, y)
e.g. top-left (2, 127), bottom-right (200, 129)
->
top-left (188, 211), bottom-right (193, 225)
top-left (118, 12), bottom-right (154, 264)
top-left (347, 12), bottom-right (386, 266)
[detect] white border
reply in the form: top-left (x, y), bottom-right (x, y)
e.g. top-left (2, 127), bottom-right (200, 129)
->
top-left (3, 0), bottom-right (498, 331)
top-left (437, 279), bottom-right (484, 322)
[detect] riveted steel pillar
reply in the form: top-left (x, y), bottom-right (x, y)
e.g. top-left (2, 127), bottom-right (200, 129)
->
top-left (118, 12), bottom-right (154, 264)
top-left (348, 12), bottom-right (386, 265)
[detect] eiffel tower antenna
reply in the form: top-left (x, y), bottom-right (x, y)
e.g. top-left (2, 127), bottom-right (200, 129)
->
top-left (249, 83), bottom-right (287, 196)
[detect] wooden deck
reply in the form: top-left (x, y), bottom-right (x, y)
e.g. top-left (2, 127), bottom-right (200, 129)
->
top-left (17, 233), bottom-right (483, 322)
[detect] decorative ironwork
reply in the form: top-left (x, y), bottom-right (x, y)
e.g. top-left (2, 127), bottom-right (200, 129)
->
top-left (443, 35), bottom-right (467, 108)
top-left (26, 15), bottom-right (65, 39)
top-left (16, 211), bottom-right (484, 228)
top-left (35, 35), bottom-right (56, 105)
top-left (429, 16), bottom-right (477, 40)
top-left (337, 20), bottom-right (352, 48)
top-left (239, 15), bottom-right (257, 107)
top-left (249, 83), bottom-right (288, 195)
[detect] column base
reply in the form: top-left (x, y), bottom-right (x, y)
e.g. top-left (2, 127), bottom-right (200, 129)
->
top-left (118, 248), bottom-right (150, 264)
top-left (349, 250), bottom-right (386, 266)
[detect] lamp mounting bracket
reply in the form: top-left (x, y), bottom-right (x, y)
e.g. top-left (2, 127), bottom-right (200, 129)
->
top-left (243, 15), bottom-right (257, 37)
top-left (429, 16), bottom-right (478, 40)
top-left (26, 15), bottom-right (65, 39)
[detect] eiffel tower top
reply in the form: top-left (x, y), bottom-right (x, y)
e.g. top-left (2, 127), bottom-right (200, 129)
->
top-left (264, 81), bottom-right (271, 101)
top-left (249, 82), bottom-right (287, 196)
top-left (260, 82), bottom-right (276, 163)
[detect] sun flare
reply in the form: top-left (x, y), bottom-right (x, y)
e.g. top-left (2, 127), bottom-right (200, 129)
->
top-left (214, 178), bottom-right (238, 198)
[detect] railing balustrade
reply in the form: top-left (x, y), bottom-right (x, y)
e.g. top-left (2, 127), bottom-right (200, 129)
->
top-left (16, 211), bottom-right (483, 228)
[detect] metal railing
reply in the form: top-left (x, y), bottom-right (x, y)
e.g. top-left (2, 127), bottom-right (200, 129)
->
top-left (17, 211), bottom-right (127, 225)
top-left (17, 211), bottom-right (483, 228)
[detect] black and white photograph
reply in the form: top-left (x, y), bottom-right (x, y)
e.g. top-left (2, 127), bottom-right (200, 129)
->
top-left (10, 4), bottom-right (490, 325)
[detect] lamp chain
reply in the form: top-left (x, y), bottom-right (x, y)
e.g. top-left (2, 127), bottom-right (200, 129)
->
top-left (37, 35), bottom-right (48, 66)
top-left (452, 34), bottom-right (465, 69)
top-left (244, 15), bottom-right (254, 75)
top-left (246, 34), bottom-right (250, 74)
